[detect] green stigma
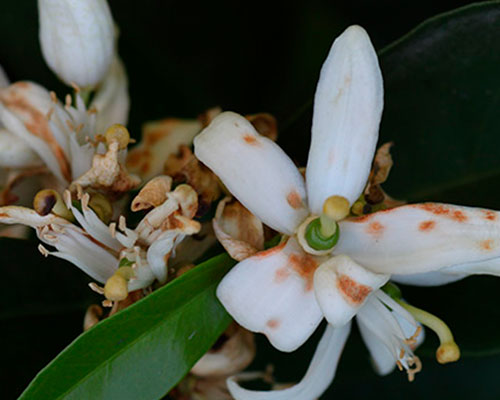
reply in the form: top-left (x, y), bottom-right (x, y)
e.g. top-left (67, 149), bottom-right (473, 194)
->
top-left (305, 217), bottom-right (339, 250)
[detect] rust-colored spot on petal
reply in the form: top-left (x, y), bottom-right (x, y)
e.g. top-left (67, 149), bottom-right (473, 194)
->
top-left (419, 220), bottom-right (436, 232)
top-left (243, 134), bottom-right (258, 145)
top-left (289, 253), bottom-right (319, 291)
top-left (286, 190), bottom-right (302, 209)
top-left (482, 210), bottom-right (498, 221)
top-left (366, 221), bottom-right (384, 237)
top-left (480, 239), bottom-right (494, 251)
top-left (266, 319), bottom-right (280, 329)
top-left (414, 203), bottom-right (468, 222)
top-left (254, 241), bottom-right (286, 259)
top-left (337, 274), bottom-right (372, 305)
top-left (274, 266), bottom-right (290, 283)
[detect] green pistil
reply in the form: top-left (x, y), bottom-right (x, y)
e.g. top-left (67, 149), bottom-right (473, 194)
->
top-left (305, 217), bottom-right (339, 250)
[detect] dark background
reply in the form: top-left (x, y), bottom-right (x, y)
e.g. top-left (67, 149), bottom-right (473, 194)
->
top-left (1, 1), bottom-right (496, 399)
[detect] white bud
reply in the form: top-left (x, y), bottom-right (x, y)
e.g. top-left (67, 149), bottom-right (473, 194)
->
top-left (38, 0), bottom-right (114, 89)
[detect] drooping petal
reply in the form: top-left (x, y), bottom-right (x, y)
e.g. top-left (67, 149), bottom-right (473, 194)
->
top-left (195, 112), bottom-right (308, 234)
top-left (0, 205), bottom-right (69, 228)
top-left (337, 203), bottom-right (500, 275)
top-left (227, 322), bottom-right (351, 400)
top-left (91, 56), bottom-right (130, 133)
top-left (306, 25), bottom-right (383, 213)
top-left (357, 293), bottom-right (424, 378)
top-left (216, 237), bottom-right (324, 352)
top-left (314, 255), bottom-right (389, 327)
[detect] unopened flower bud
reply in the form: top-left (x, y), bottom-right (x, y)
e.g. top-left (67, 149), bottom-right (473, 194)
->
top-left (38, 0), bottom-right (114, 88)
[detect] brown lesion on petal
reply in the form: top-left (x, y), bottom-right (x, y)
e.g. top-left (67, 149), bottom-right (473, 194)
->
top-left (365, 221), bottom-right (385, 238)
top-left (419, 220), bottom-right (436, 232)
top-left (266, 319), bottom-right (280, 329)
top-left (481, 210), bottom-right (498, 221)
top-left (273, 266), bottom-right (291, 284)
top-left (212, 197), bottom-right (264, 261)
top-left (414, 203), bottom-right (469, 223)
top-left (164, 145), bottom-right (221, 217)
top-left (288, 252), bottom-right (319, 291)
top-left (337, 274), bottom-right (372, 305)
top-left (243, 134), bottom-right (259, 145)
top-left (0, 83), bottom-right (71, 182)
top-left (286, 190), bottom-right (303, 210)
top-left (479, 239), bottom-right (494, 251)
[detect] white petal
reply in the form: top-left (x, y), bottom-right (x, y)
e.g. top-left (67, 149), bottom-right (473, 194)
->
top-left (306, 25), bottom-right (383, 213)
top-left (195, 112), bottom-right (308, 234)
top-left (146, 230), bottom-right (177, 283)
top-left (358, 317), bottom-right (396, 375)
top-left (216, 237), bottom-right (324, 352)
top-left (392, 270), bottom-right (467, 286)
top-left (0, 128), bottom-right (42, 168)
top-left (91, 55), bottom-right (130, 133)
top-left (38, 0), bottom-right (114, 88)
top-left (227, 322), bottom-right (351, 400)
top-left (337, 203), bottom-right (500, 275)
top-left (0, 82), bottom-right (71, 182)
top-left (314, 255), bottom-right (389, 327)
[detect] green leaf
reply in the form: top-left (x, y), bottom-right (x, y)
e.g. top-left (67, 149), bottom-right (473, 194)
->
top-left (19, 254), bottom-right (235, 400)
top-left (379, 1), bottom-right (500, 207)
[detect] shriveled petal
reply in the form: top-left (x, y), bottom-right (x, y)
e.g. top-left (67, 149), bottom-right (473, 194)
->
top-left (337, 203), bottom-right (500, 275)
top-left (216, 237), bottom-right (324, 352)
top-left (306, 25), bottom-right (383, 213)
top-left (227, 322), bottom-right (351, 400)
top-left (0, 82), bottom-right (71, 182)
top-left (0, 128), bottom-right (42, 168)
top-left (91, 56), bottom-right (130, 133)
top-left (314, 255), bottom-right (389, 327)
top-left (195, 112), bottom-right (308, 234)
top-left (213, 197), bottom-right (264, 261)
top-left (127, 118), bottom-right (202, 180)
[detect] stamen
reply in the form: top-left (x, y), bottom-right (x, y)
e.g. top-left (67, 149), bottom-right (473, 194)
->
top-left (50, 91), bottom-right (57, 103)
top-left (89, 282), bottom-right (105, 295)
top-left (38, 244), bottom-right (49, 257)
top-left (407, 356), bottom-right (422, 382)
top-left (119, 215), bottom-right (127, 232)
top-left (103, 273), bottom-right (129, 301)
top-left (33, 189), bottom-right (73, 220)
top-left (65, 94), bottom-right (72, 108)
top-left (109, 222), bottom-right (117, 238)
top-left (396, 300), bottom-right (460, 364)
top-left (105, 124), bottom-right (131, 150)
top-left (102, 299), bottom-right (113, 307)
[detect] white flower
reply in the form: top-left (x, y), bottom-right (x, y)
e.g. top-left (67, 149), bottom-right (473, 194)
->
top-left (194, 25), bottom-right (500, 399)
top-left (0, 177), bottom-right (201, 299)
top-left (0, 82), bottom-right (134, 190)
top-left (38, 0), bottom-right (114, 88)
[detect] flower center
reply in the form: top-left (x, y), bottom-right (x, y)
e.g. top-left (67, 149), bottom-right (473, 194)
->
top-left (297, 195), bottom-right (350, 255)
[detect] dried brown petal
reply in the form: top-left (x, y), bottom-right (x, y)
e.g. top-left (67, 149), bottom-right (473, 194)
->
top-left (83, 304), bottom-right (103, 331)
top-left (191, 323), bottom-right (256, 377)
top-left (164, 145), bottom-right (221, 217)
top-left (212, 197), bottom-right (264, 261)
top-left (131, 175), bottom-right (173, 212)
top-left (127, 118), bottom-right (202, 181)
top-left (246, 112), bottom-right (278, 141)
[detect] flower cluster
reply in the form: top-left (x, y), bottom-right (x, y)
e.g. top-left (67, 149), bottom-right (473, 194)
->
top-left (3, 1), bottom-right (500, 400)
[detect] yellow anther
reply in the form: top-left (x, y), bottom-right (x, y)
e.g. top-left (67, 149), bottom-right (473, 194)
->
top-left (103, 274), bottom-right (129, 302)
top-left (88, 192), bottom-right (113, 224)
top-left (351, 201), bottom-right (364, 216)
top-left (105, 124), bottom-right (130, 149)
top-left (33, 189), bottom-right (73, 220)
top-left (115, 266), bottom-right (134, 280)
top-left (322, 195), bottom-right (350, 221)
